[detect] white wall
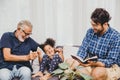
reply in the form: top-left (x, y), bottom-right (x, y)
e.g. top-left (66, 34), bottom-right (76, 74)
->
top-left (0, 0), bottom-right (120, 46)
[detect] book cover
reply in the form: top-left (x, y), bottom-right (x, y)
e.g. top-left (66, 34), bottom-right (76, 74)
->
top-left (71, 55), bottom-right (98, 64)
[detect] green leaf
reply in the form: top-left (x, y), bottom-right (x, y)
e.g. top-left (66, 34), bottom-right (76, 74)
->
top-left (64, 68), bottom-right (74, 74)
top-left (52, 69), bottom-right (64, 75)
top-left (75, 66), bottom-right (84, 70)
top-left (60, 76), bottom-right (68, 80)
top-left (80, 73), bottom-right (93, 80)
top-left (59, 62), bottom-right (69, 70)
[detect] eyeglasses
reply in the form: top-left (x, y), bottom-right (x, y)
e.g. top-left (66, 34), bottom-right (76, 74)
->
top-left (21, 29), bottom-right (32, 36)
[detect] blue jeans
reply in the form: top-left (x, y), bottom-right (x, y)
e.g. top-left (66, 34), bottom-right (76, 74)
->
top-left (0, 65), bottom-right (31, 80)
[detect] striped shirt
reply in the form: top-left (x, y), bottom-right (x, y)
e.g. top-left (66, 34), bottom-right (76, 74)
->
top-left (77, 27), bottom-right (120, 67)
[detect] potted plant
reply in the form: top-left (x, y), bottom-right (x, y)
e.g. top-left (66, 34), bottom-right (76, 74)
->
top-left (52, 62), bottom-right (92, 80)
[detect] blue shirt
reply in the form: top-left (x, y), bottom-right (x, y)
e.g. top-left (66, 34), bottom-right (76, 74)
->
top-left (77, 27), bottom-right (120, 67)
top-left (0, 31), bottom-right (39, 71)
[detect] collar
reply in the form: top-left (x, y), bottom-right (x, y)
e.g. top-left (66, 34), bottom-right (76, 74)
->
top-left (10, 30), bottom-right (16, 38)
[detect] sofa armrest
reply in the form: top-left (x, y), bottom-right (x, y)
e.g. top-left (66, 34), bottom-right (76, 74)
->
top-left (63, 45), bottom-right (79, 60)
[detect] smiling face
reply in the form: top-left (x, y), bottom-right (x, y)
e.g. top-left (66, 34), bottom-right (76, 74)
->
top-left (15, 20), bottom-right (33, 42)
top-left (17, 25), bottom-right (32, 42)
top-left (44, 44), bottom-right (55, 57)
top-left (91, 20), bottom-right (106, 35)
top-left (90, 8), bottom-right (111, 35)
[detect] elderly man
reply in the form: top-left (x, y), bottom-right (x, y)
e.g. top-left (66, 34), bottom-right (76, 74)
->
top-left (0, 20), bottom-right (39, 80)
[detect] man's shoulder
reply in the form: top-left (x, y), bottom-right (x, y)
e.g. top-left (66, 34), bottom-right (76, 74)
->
top-left (86, 28), bottom-right (94, 36)
top-left (87, 28), bottom-right (94, 33)
top-left (108, 27), bottom-right (120, 42)
top-left (25, 37), bottom-right (39, 47)
top-left (26, 37), bottom-right (37, 43)
top-left (2, 32), bottom-right (12, 35)
top-left (109, 27), bottom-right (119, 33)
top-left (1, 32), bottom-right (13, 38)
top-left (110, 27), bottom-right (120, 38)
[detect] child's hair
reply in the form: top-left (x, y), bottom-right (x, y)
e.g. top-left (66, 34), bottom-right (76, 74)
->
top-left (39, 38), bottom-right (56, 52)
top-left (44, 38), bottom-right (55, 47)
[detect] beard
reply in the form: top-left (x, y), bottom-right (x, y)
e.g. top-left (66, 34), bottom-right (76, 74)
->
top-left (18, 35), bottom-right (25, 42)
top-left (94, 27), bottom-right (104, 36)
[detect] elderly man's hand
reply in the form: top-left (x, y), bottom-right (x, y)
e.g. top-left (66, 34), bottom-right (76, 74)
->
top-left (28, 51), bottom-right (38, 60)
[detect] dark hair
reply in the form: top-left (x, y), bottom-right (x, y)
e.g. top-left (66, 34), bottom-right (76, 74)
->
top-left (91, 8), bottom-right (111, 25)
top-left (39, 38), bottom-right (56, 52)
top-left (44, 38), bottom-right (55, 47)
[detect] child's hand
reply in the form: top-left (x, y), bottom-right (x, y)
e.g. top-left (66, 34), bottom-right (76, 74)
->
top-left (55, 48), bottom-right (64, 61)
top-left (32, 71), bottom-right (43, 78)
top-left (28, 50), bottom-right (38, 60)
top-left (55, 48), bottom-right (63, 53)
top-left (40, 73), bottom-right (51, 80)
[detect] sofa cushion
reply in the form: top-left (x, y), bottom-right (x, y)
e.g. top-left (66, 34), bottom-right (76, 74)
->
top-left (32, 45), bottom-right (79, 74)
top-left (32, 47), bottom-right (45, 74)
top-left (63, 45), bottom-right (79, 59)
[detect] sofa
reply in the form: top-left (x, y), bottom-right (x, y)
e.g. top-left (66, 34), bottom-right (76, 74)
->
top-left (10, 45), bottom-right (120, 80)
top-left (9, 45), bottom-right (79, 80)
top-left (32, 45), bottom-right (120, 80)
top-left (32, 45), bottom-right (79, 74)
top-left (30, 45), bottom-right (79, 80)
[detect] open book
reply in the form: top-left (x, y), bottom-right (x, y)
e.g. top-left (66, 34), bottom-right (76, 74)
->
top-left (71, 55), bottom-right (98, 64)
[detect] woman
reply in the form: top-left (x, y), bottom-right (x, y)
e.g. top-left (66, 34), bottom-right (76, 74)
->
top-left (32, 38), bottom-right (64, 80)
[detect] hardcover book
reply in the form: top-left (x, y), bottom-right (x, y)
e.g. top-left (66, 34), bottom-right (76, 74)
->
top-left (71, 55), bottom-right (98, 64)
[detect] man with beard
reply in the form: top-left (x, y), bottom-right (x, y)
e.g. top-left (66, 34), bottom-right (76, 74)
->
top-left (67, 8), bottom-right (120, 80)
top-left (0, 20), bottom-right (40, 80)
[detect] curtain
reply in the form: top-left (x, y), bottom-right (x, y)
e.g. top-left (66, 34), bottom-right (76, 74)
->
top-left (0, 0), bottom-right (120, 45)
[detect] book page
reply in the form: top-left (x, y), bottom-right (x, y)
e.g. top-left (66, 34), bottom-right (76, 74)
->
top-left (84, 56), bottom-right (98, 62)
top-left (71, 55), bottom-right (98, 64)
top-left (71, 55), bottom-right (84, 63)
